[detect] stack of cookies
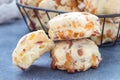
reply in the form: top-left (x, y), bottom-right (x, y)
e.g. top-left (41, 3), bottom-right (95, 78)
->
top-left (12, 12), bottom-right (102, 72)
top-left (20, 0), bottom-right (120, 45)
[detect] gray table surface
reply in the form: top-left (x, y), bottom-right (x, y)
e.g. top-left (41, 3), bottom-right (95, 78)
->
top-left (0, 19), bottom-right (120, 80)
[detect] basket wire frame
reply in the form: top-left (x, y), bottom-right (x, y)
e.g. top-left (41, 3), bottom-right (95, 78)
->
top-left (16, 2), bottom-right (120, 47)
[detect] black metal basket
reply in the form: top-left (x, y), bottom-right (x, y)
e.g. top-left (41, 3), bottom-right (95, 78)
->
top-left (16, 2), bottom-right (120, 47)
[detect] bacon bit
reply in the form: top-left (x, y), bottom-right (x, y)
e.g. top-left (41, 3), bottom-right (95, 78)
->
top-left (28, 33), bottom-right (35, 40)
top-left (85, 21), bottom-right (94, 30)
top-left (51, 57), bottom-right (57, 69)
top-left (79, 32), bottom-right (85, 37)
top-left (74, 33), bottom-right (79, 37)
top-left (23, 49), bottom-right (26, 52)
top-left (68, 41), bottom-right (73, 48)
top-left (72, 21), bottom-right (77, 28)
top-left (80, 64), bottom-right (85, 71)
top-left (106, 29), bottom-right (112, 37)
top-left (91, 54), bottom-right (97, 68)
top-left (36, 41), bottom-right (43, 44)
top-left (77, 48), bottom-right (83, 56)
top-left (54, 0), bottom-right (61, 5)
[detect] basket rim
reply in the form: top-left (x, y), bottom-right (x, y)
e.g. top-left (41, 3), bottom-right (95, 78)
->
top-left (16, 1), bottom-right (120, 18)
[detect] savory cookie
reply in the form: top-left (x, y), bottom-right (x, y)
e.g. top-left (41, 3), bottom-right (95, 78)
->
top-left (91, 22), bottom-right (119, 45)
top-left (48, 12), bottom-right (101, 40)
top-left (12, 30), bottom-right (54, 70)
top-left (51, 39), bottom-right (102, 72)
top-left (84, 0), bottom-right (120, 14)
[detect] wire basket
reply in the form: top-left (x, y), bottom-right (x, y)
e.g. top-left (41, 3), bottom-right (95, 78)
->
top-left (16, 2), bottom-right (120, 47)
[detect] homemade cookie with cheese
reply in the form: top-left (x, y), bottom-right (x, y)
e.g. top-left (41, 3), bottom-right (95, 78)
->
top-left (51, 39), bottom-right (102, 72)
top-left (48, 12), bottom-right (101, 40)
top-left (12, 30), bottom-right (54, 70)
